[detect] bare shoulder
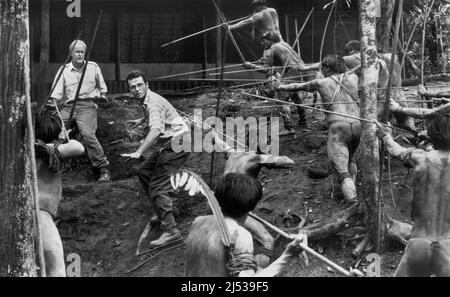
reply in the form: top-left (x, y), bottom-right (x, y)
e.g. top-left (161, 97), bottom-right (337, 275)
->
top-left (225, 218), bottom-right (254, 254)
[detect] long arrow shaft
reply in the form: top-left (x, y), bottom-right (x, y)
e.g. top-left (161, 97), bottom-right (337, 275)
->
top-left (242, 92), bottom-right (415, 135)
top-left (161, 16), bottom-right (248, 48)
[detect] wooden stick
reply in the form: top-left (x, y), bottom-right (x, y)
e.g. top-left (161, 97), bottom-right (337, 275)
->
top-left (161, 16), bottom-right (248, 48)
top-left (319, 1), bottom-right (336, 73)
top-left (68, 10), bottom-right (103, 122)
top-left (153, 62), bottom-right (256, 80)
top-left (25, 53), bottom-right (46, 277)
top-left (248, 212), bottom-right (353, 277)
top-left (292, 8), bottom-right (315, 52)
top-left (208, 65), bottom-right (315, 76)
top-left (126, 242), bottom-right (184, 274)
top-left (38, 31), bottom-right (83, 115)
top-left (421, 0), bottom-right (436, 110)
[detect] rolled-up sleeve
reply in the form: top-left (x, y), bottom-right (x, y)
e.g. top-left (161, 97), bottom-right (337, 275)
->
top-left (95, 64), bottom-right (108, 94)
top-left (147, 103), bottom-right (165, 133)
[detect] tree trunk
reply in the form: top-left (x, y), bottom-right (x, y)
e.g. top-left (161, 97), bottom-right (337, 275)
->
top-left (359, 0), bottom-right (384, 252)
top-left (37, 0), bottom-right (50, 105)
top-left (0, 0), bottom-right (37, 277)
top-left (377, 0), bottom-right (395, 52)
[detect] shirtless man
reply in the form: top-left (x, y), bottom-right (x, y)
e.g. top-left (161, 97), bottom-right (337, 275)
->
top-left (244, 32), bottom-right (319, 135)
top-left (185, 173), bottom-right (305, 277)
top-left (210, 131), bottom-right (295, 267)
top-left (375, 113), bottom-right (450, 276)
top-left (343, 40), bottom-right (416, 133)
top-left (228, 0), bottom-right (283, 43)
top-left (278, 55), bottom-right (360, 203)
top-left (35, 112), bottom-right (85, 276)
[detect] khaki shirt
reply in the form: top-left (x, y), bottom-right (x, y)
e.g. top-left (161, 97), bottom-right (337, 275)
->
top-left (143, 89), bottom-right (189, 139)
top-left (51, 61), bottom-right (107, 105)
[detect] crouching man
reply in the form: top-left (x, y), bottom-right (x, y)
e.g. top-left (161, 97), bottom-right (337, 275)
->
top-left (35, 112), bottom-right (85, 276)
top-left (185, 173), bottom-right (306, 277)
top-left (121, 70), bottom-right (190, 247)
top-left (375, 113), bottom-right (450, 277)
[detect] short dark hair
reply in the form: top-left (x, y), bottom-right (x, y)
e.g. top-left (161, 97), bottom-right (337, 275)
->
top-left (126, 70), bottom-right (147, 83)
top-left (214, 173), bottom-right (263, 218)
top-left (262, 31), bottom-right (280, 43)
top-left (251, 0), bottom-right (268, 7)
top-left (35, 112), bottom-right (62, 143)
top-left (428, 111), bottom-right (450, 150)
top-left (344, 40), bottom-right (360, 55)
top-left (322, 54), bottom-right (347, 74)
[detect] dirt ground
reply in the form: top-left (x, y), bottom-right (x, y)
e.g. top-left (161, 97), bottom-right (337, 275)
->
top-left (56, 83), bottom-right (447, 277)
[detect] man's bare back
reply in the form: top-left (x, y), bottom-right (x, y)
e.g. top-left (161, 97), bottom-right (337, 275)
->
top-left (377, 116), bottom-right (450, 276)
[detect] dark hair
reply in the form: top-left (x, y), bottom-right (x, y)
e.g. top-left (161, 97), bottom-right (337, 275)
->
top-left (427, 112), bottom-right (450, 150)
top-left (35, 112), bottom-right (62, 143)
top-left (215, 173), bottom-right (263, 218)
top-left (126, 70), bottom-right (147, 83)
top-left (322, 54), bottom-right (347, 74)
top-left (251, 0), bottom-right (268, 7)
top-left (344, 40), bottom-right (360, 55)
top-left (262, 31), bottom-right (280, 43)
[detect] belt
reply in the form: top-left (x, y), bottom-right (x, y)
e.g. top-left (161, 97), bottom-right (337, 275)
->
top-left (65, 98), bottom-right (95, 106)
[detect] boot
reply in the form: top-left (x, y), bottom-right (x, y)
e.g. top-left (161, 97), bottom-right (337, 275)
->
top-left (149, 228), bottom-right (181, 247)
top-left (341, 177), bottom-right (357, 203)
top-left (98, 167), bottom-right (111, 183)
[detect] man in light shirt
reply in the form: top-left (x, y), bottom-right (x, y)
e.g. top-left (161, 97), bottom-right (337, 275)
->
top-left (50, 39), bottom-right (111, 182)
top-left (121, 70), bottom-right (190, 247)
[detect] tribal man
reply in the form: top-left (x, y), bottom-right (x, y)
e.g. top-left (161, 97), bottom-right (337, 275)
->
top-left (343, 40), bottom-right (416, 133)
top-left (185, 173), bottom-right (306, 276)
top-left (228, 0), bottom-right (283, 43)
top-left (244, 31), bottom-right (319, 135)
top-left (278, 55), bottom-right (360, 203)
top-left (375, 113), bottom-right (450, 276)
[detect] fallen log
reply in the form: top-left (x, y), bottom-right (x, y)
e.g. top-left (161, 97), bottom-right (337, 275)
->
top-left (402, 73), bottom-right (450, 86)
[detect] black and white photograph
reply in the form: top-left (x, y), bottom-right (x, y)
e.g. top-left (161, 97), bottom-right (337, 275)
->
top-left (1, 0), bottom-right (450, 283)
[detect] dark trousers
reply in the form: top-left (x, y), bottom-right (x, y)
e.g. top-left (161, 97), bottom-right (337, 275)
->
top-left (138, 145), bottom-right (190, 231)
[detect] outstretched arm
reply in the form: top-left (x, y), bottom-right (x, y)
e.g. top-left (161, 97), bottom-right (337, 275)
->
top-left (229, 17), bottom-right (255, 31)
top-left (259, 154), bottom-right (295, 169)
top-left (294, 62), bottom-right (321, 72)
top-left (418, 84), bottom-right (450, 99)
top-left (389, 100), bottom-right (450, 119)
top-left (375, 121), bottom-right (425, 166)
top-left (238, 234), bottom-right (306, 277)
top-left (278, 80), bottom-right (318, 93)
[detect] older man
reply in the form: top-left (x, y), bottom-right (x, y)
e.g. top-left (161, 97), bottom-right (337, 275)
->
top-left (50, 39), bottom-right (111, 182)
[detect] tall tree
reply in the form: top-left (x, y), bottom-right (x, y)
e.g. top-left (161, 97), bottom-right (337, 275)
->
top-left (0, 0), bottom-right (37, 276)
top-left (359, 0), bottom-right (383, 252)
top-left (377, 0), bottom-right (395, 52)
